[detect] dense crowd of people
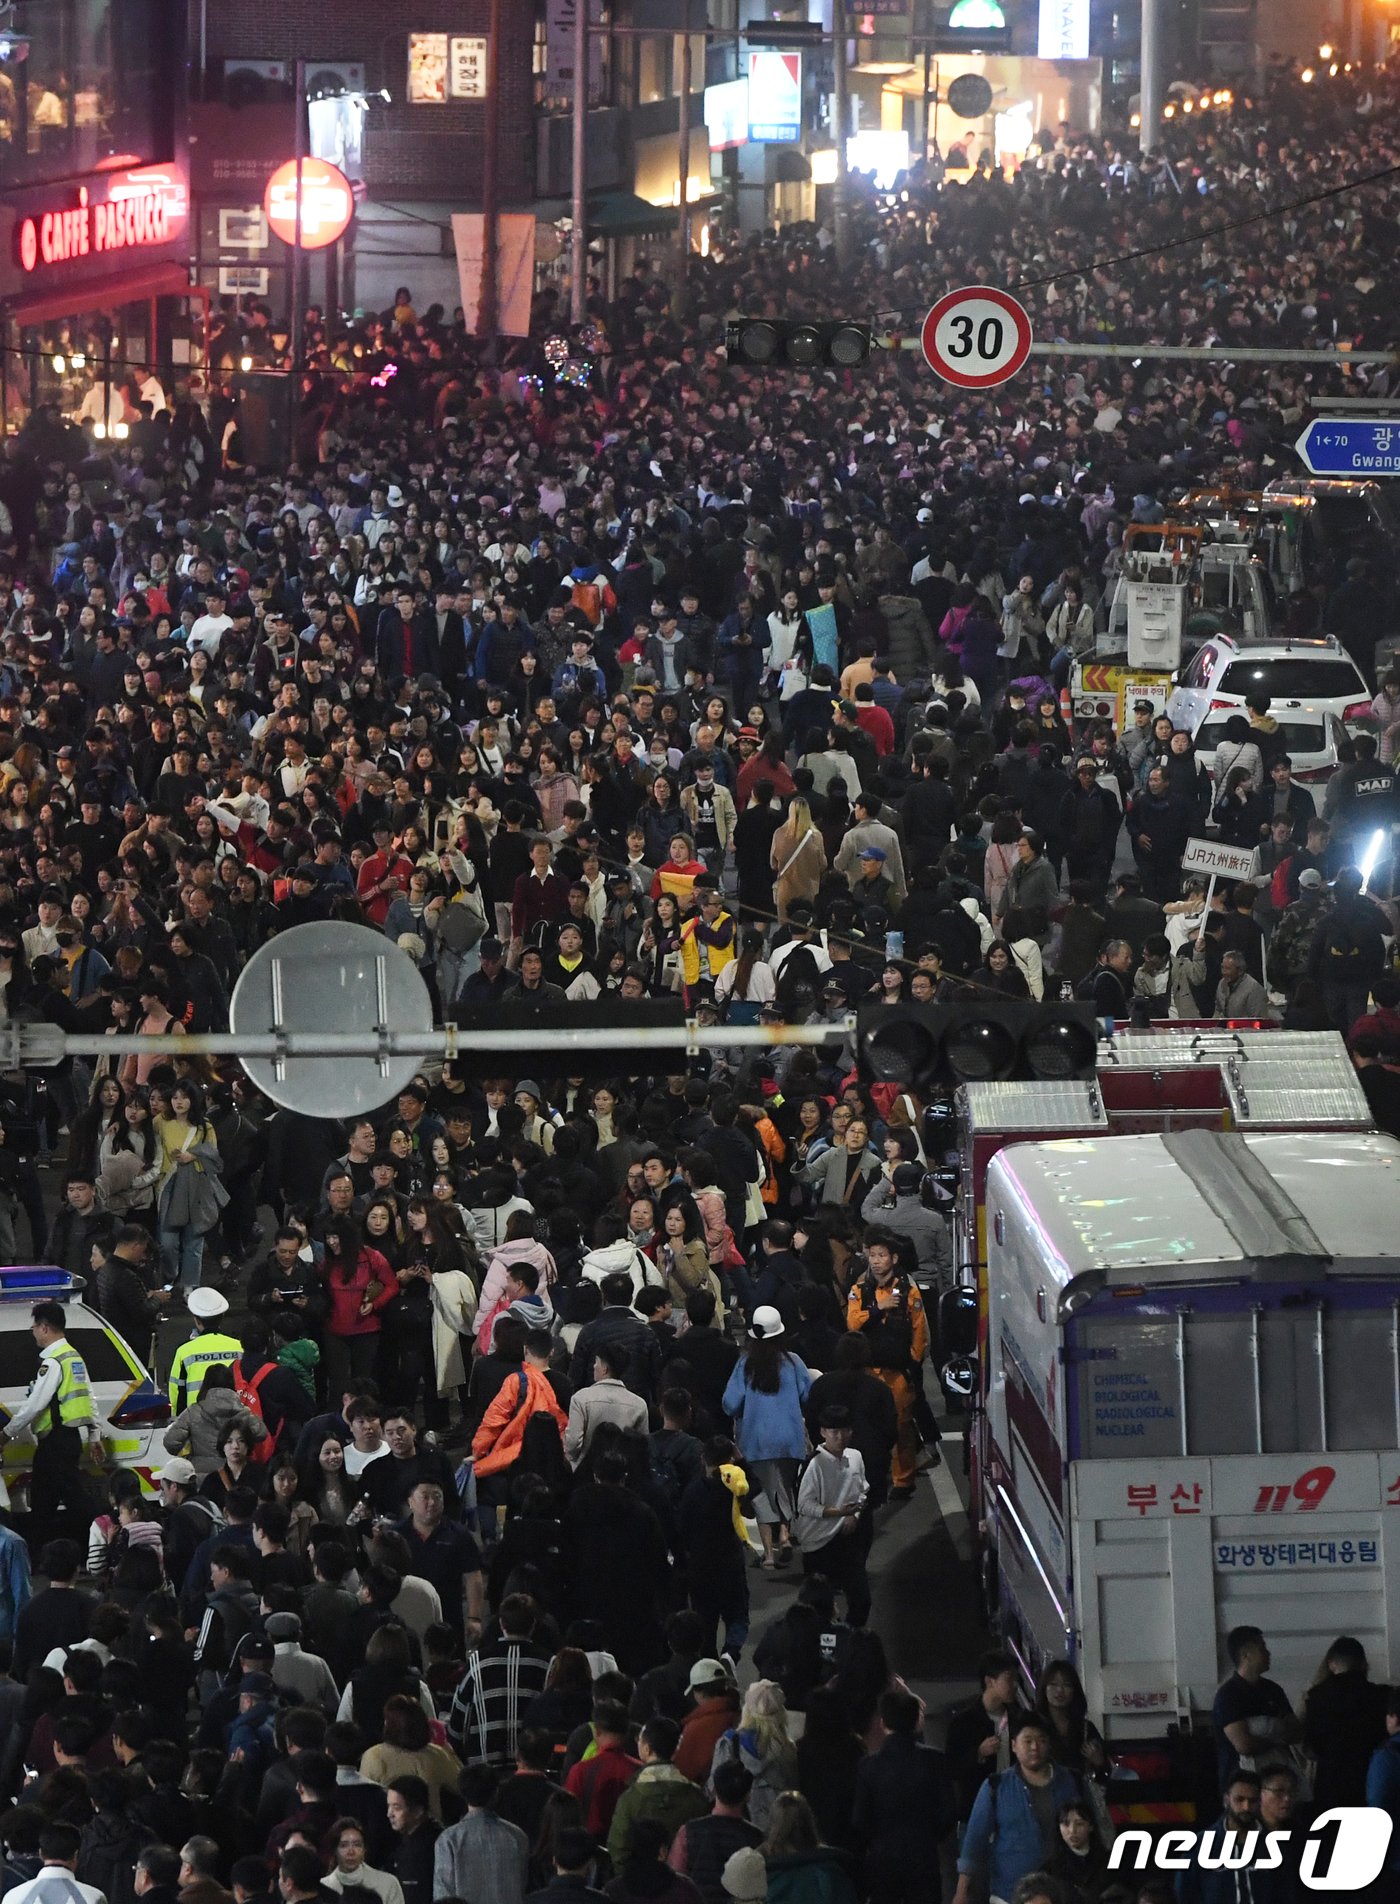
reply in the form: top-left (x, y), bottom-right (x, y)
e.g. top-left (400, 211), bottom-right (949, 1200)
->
top-left (0, 49), bottom-right (1396, 1904)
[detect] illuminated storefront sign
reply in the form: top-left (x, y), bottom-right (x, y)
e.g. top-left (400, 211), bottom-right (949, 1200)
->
top-left (15, 166), bottom-right (188, 274)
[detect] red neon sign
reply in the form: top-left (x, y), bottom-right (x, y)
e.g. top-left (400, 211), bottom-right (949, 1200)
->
top-left (263, 158), bottom-right (353, 250)
top-left (16, 168), bottom-right (189, 274)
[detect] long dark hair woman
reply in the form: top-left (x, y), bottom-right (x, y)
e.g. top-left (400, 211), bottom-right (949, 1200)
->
top-left (345, 1623), bottom-right (428, 1747)
top-left (1033, 1658), bottom-right (1106, 1778)
top-left (1043, 1797), bottom-right (1114, 1901)
top-left (318, 1214), bottom-right (395, 1395)
top-left (980, 939), bottom-right (1032, 997)
top-left (69, 1073), bottom-right (125, 1176)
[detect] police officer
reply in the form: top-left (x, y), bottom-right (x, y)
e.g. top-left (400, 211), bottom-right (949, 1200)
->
top-left (167, 1287), bottom-right (243, 1414)
top-left (0, 1298), bottom-right (97, 1538)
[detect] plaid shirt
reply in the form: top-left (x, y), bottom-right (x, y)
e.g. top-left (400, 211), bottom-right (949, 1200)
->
top-left (445, 1638), bottom-right (551, 1767)
top-left (432, 1809), bottom-right (528, 1904)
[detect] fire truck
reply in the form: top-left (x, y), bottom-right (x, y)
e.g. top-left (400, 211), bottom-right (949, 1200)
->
top-left (941, 1027), bottom-right (1377, 1812)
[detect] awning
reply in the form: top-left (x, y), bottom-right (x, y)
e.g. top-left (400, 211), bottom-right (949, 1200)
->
top-left (535, 193), bottom-right (679, 237)
top-left (5, 260), bottom-right (193, 327)
top-left (588, 192), bottom-right (678, 236)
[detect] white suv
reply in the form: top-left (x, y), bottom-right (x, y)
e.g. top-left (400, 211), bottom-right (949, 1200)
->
top-left (1165, 634), bottom-right (1372, 738)
top-left (0, 1266), bottom-right (169, 1512)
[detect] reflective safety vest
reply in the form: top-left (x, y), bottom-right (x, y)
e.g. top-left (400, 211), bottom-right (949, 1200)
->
top-left (35, 1340), bottom-right (96, 1436)
top-left (167, 1331), bottom-right (243, 1413)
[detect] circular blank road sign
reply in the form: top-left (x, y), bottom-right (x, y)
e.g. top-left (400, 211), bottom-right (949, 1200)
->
top-left (231, 921), bottom-right (434, 1116)
top-left (921, 285), bottom-right (1033, 389)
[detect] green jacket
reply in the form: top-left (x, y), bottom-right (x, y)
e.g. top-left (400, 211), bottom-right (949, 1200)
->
top-left (277, 1337), bottom-right (320, 1400)
top-left (606, 1761), bottom-right (709, 1867)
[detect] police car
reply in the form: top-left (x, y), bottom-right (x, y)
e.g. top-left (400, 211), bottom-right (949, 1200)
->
top-left (0, 1266), bottom-right (169, 1510)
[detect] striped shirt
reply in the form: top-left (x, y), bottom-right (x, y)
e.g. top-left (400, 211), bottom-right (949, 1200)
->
top-left (445, 1638), bottom-right (550, 1768)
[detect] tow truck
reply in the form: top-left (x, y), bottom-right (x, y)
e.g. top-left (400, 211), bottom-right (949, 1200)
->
top-left (1072, 524), bottom-right (1278, 728)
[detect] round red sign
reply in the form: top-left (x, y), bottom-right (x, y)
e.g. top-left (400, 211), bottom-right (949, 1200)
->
top-left (263, 158), bottom-right (353, 251)
top-left (920, 285), bottom-right (1033, 389)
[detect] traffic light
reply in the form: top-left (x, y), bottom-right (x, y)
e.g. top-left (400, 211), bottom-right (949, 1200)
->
top-left (450, 996), bottom-right (691, 1084)
top-left (858, 1001), bottom-right (1099, 1089)
top-left (725, 319), bottom-right (872, 369)
top-left (743, 20), bottom-right (824, 45)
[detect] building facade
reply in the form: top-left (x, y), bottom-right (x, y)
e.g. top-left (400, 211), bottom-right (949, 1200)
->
top-left (195, 0), bottom-right (536, 320)
top-left (0, 0), bottom-right (193, 437)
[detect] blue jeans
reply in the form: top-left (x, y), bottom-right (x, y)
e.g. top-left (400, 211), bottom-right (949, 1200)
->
top-left (160, 1222), bottom-right (205, 1290)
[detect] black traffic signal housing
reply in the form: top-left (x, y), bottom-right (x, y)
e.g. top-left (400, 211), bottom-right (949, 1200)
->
top-left (743, 21), bottom-right (824, 45)
top-left (726, 319), bottom-right (872, 370)
top-left (858, 1000), bottom-right (1099, 1090)
top-left (450, 996), bottom-right (691, 1084)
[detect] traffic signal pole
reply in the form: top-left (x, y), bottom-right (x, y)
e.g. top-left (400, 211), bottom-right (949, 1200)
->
top-left (1139, 0), bottom-right (1164, 152)
top-left (479, 0), bottom-right (503, 342)
top-left (570, 0), bottom-right (589, 324)
top-left (833, 0), bottom-right (853, 275)
top-left (675, 0), bottom-right (693, 318)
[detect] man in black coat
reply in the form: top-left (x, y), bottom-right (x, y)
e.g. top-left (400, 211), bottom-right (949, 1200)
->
top-left (526, 1826), bottom-right (611, 1904)
top-left (901, 755), bottom-right (958, 864)
top-left (662, 1289), bottom-right (737, 1436)
top-left (805, 1336), bottom-right (898, 1510)
top-left (1103, 872), bottom-right (1166, 960)
top-left (386, 1778), bottom-right (440, 1904)
top-left (93, 1227), bottom-right (170, 1349)
top-left (569, 1272), bottom-right (661, 1401)
top-left (564, 1449), bottom-right (668, 1673)
top-left (1126, 766), bottom-right (1192, 905)
top-left (375, 587), bottom-right (440, 688)
top-left (1076, 938), bottom-right (1134, 1018)
top-left (851, 1689), bottom-right (957, 1904)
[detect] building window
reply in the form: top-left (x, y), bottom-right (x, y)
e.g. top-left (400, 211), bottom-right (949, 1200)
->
top-left (0, 0), bottom-right (170, 190)
top-left (637, 32), bottom-right (671, 105)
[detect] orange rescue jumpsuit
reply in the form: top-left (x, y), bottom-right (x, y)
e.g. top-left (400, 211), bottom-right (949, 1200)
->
top-left (846, 1272), bottom-right (928, 1490)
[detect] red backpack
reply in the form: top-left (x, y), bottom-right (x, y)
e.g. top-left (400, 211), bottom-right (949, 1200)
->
top-left (233, 1362), bottom-right (281, 1464)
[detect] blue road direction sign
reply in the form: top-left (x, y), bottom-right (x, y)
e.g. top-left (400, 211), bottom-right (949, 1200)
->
top-left (1296, 418), bottom-right (1400, 477)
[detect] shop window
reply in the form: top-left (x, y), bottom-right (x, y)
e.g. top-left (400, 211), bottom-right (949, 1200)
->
top-left (637, 32), bottom-right (671, 105)
top-left (0, 0), bottom-right (169, 190)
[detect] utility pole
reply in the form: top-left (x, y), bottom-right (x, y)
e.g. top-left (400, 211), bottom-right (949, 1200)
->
top-left (479, 0), bottom-right (502, 342)
top-left (832, 0), bottom-right (852, 274)
top-left (674, 0), bottom-right (693, 318)
top-left (289, 57), bottom-right (306, 450)
top-left (570, 0), bottom-right (589, 324)
top-left (1139, 0), bottom-right (1163, 154)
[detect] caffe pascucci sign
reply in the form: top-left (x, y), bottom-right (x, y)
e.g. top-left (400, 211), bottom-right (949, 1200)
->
top-left (15, 166), bottom-right (188, 273)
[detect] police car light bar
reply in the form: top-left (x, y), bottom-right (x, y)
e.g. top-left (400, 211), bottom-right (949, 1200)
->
top-left (0, 1266), bottom-right (83, 1301)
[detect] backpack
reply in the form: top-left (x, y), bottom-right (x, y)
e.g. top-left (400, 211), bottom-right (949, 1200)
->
top-left (232, 1363), bottom-right (281, 1463)
top-left (1270, 857), bottom-right (1294, 911)
top-left (569, 575), bottom-right (613, 628)
top-left (648, 1434), bottom-right (687, 1508)
top-left (1320, 914), bottom-right (1361, 965)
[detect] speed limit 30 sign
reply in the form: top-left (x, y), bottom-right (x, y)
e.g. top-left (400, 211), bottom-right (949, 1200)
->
top-left (921, 286), bottom-right (1033, 389)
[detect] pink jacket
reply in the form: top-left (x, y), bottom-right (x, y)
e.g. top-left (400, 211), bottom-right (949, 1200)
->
top-left (474, 1238), bottom-right (558, 1346)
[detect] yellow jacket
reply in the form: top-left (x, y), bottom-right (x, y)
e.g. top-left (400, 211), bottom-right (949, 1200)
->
top-left (679, 909), bottom-right (736, 988)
